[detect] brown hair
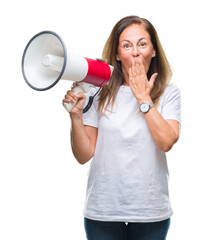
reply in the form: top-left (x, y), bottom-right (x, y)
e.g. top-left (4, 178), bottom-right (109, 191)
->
top-left (98, 15), bottom-right (172, 112)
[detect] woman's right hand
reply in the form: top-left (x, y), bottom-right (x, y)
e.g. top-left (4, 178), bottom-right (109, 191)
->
top-left (62, 85), bottom-right (87, 116)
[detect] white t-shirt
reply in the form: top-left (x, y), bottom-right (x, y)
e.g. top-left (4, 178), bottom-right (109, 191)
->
top-left (82, 84), bottom-right (181, 223)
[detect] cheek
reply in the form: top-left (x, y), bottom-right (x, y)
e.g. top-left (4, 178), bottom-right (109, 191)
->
top-left (141, 50), bottom-right (152, 60)
top-left (117, 53), bottom-right (132, 75)
top-left (118, 52), bottom-right (132, 65)
top-left (141, 53), bottom-right (153, 71)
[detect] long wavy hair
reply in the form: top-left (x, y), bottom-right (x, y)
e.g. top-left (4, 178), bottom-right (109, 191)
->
top-left (98, 15), bottom-right (172, 112)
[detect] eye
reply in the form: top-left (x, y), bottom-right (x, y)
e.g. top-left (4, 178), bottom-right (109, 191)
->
top-left (139, 42), bottom-right (147, 47)
top-left (123, 43), bottom-right (131, 49)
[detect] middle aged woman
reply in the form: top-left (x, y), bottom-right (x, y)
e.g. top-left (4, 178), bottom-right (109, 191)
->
top-left (63, 15), bottom-right (181, 240)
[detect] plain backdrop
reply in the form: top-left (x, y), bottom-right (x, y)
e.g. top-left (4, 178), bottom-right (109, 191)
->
top-left (1, 0), bottom-right (202, 239)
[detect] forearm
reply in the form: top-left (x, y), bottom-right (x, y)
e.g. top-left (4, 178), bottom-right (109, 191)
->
top-left (143, 106), bottom-right (179, 152)
top-left (128, 58), bottom-right (179, 152)
top-left (63, 90), bottom-right (95, 164)
top-left (70, 115), bottom-right (94, 164)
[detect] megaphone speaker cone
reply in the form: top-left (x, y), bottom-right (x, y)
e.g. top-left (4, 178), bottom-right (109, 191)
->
top-left (22, 31), bottom-right (67, 91)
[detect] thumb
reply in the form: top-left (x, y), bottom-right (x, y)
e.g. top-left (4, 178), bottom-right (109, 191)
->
top-left (149, 73), bottom-right (158, 87)
top-left (76, 92), bottom-right (86, 99)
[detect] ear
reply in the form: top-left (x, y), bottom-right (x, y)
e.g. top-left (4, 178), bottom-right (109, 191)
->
top-left (152, 50), bottom-right (156, 58)
top-left (116, 54), bottom-right (120, 61)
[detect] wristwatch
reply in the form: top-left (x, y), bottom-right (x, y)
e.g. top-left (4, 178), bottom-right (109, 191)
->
top-left (139, 102), bottom-right (154, 113)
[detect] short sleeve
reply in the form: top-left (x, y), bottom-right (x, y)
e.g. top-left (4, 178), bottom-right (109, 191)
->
top-left (161, 85), bottom-right (181, 124)
top-left (83, 88), bottom-right (99, 128)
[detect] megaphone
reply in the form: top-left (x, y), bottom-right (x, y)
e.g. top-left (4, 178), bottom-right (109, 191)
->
top-left (21, 30), bottom-right (114, 112)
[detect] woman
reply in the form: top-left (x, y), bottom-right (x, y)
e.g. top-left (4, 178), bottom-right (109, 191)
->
top-left (63, 15), bottom-right (181, 240)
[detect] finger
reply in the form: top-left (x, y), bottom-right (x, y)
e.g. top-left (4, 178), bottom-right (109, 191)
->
top-left (135, 63), bottom-right (141, 74)
top-left (63, 98), bottom-right (74, 104)
top-left (131, 59), bottom-right (140, 73)
top-left (131, 58), bottom-right (135, 68)
top-left (71, 83), bottom-right (77, 90)
top-left (64, 91), bottom-right (77, 104)
top-left (130, 66), bottom-right (135, 78)
top-left (133, 60), bottom-right (143, 75)
top-left (134, 57), bottom-right (142, 66)
top-left (139, 61), bottom-right (146, 75)
top-left (66, 90), bottom-right (78, 100)
top-left (64, 96), bottom-right (76, 104)
top-left (76, 92), bottom-right (87, 100)
top-left (129, 67), bottom-right (134, 83)
top-left (129, 67), bottom-right (132, 76)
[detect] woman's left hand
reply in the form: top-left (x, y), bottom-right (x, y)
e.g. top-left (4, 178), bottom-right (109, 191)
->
top-left (129, 58), bottom-right (158, 104)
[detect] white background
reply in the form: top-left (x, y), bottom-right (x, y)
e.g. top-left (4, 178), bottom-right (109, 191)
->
top-left (1, 0), bottom-right (202, 239)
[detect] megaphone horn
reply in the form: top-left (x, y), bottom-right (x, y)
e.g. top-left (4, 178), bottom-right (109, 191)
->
top-left (21, 30), bottom-right (114, 112)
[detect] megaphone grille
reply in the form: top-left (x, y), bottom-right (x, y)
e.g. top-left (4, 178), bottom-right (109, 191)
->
top-left (22, 31), bottom-right (67, 91)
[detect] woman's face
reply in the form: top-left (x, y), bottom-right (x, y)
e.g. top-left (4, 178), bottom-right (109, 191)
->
top-left (117, 23), bottom-right (156, 80)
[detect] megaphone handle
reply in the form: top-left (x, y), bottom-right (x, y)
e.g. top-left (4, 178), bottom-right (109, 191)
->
top-left (63, 85), bottom-right (84, 112)
top-left (63, 83), bottom-right (93, 112)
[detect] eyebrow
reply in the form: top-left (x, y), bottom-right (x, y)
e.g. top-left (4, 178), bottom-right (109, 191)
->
top-left (121, 37), bottom-right (148, 43)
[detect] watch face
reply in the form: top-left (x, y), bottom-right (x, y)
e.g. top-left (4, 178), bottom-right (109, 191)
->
top-left (140, 103), bottom-right (149, 113)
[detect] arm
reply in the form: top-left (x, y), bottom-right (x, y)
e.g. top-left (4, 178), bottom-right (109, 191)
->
top-left (70, 117), bottom-right (98, 164)
top-left (63, 90), bottom-right (98, 164)
top-left (140, 102), bottom-right (180, 152)
top-left (129, 59), bottom-right (180, 152)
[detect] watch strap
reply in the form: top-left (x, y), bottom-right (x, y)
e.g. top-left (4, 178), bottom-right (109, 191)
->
top-left (149, 102), bottom-right (154, 108)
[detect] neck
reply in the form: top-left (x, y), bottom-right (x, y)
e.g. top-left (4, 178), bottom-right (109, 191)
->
top-left (122, 82), bottom-right (130, 86)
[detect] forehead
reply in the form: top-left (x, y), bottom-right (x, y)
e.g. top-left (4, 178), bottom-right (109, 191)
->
top-left (119, 23), bottom-right (151, 42)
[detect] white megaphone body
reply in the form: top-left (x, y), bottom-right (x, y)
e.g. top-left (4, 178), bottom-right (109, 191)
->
top-left (22, 31), bottom-right (114, 112)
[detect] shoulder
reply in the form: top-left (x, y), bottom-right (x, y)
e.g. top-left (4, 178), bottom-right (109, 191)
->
top-left (85, 87), bottom-right (100, 98)
top-left (158, 84), bottom-right (181, 110)
top-left (161, 84), bottom-right (181, 102)
top-left (164, 84), bottom-right (180, 95)
top-left (83, 87), bottom-right (100, 117)
top-left (158, 84), bottom-right (181, 123)
top-left (85, 87), bottom-right (100, 104)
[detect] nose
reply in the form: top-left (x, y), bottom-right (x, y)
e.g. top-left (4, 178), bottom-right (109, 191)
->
top-left (132, 45), bottom-right (140, 57)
